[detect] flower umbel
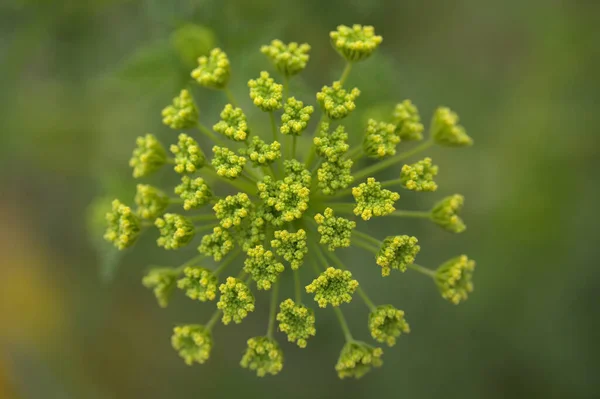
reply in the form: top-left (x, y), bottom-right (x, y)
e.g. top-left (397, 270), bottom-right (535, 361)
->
top-left (102, 24), bottom-right (476, 379)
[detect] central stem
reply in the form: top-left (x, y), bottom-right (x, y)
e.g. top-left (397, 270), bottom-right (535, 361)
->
top-left (267, 282), bottom-right (279, 338)
top-left (333, 307), bottom-right (353, 342)
top-left (339, 62), bottom-right (353, 86)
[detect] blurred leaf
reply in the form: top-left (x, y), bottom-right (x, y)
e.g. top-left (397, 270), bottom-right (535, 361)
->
top-left (115, 39), bottom-right (178, 84)
top-left (170, 24), bottom-right (216, 69)
top-left (86, 196), bottom-right (124, 282)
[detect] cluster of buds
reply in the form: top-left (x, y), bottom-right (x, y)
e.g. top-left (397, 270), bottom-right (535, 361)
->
top-left (101, 24), bottom-right (476, 380)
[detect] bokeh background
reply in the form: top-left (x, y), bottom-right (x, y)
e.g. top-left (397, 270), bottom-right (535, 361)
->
top-left (1, 0), bottom-right (599, 398)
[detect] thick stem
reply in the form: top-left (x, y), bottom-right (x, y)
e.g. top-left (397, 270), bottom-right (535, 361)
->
top-left (352, 229), bottom-right (382, 248)
top-left (269, 112), bottom-right (278, 143)
top-left (353, 139), bottom-right (434, 182)
top-left (224, 87), bottom-right (237, 107)
top-left (194, 223), bottom-right (217, 235)
top-left (205, 309), bottom-right (222, 331)
top-left (203, 166), bottom-right (257, 194)
top-left (197, 122), bottom-right (224, 146)
top-left (304, 115), bottom-right (325, 168)
top-left (267, 282), bottom-right (279, 338)
top-left (339, 62), bottom-right (353, 86)
top-left (408, 263), bottom-right (436, 278)
top-left (380, 178), bottom-right (404, 189)
top-left (188, 214), bottom-right (217, 222)
top-left (176, 254), bottom-right (207, 272)
top-left (292, 135), bottom-right (297, 160)
top-left (294, 268), bottom-right (302, 303)
top-left (333, 307), bottom-right (354, 342)
top-left (283, 75), bottom-right (289, 101)
top-left (352, 237), bottom-right (379, 254)
top-left (214, 249), bottom-right (241, 276)
top-left (389, 210), bottom-right (432, 219)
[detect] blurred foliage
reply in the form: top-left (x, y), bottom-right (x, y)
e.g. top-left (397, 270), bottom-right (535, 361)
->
top-left (1, 0), bottom-right (599, 398)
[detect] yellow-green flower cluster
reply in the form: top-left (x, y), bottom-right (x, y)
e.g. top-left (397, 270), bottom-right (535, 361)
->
top-left (248, 71), bottom-right (283, 112)
top-left (162, 89), bottom-right (199, 129)
top-left (240, 336), bottom-right (284, 377)
top-left (171, 133), bottom-right (205, 174)
top-left (239, 136), bottom-right (281, 166)
top-left (352, 178), bottom-right (400, 220)
top-left (376, 235), bottom-right (420, 276)
top-left (129, 134), bottom-right (167, 178)
top-left (306, 267), bottom-right (359, 308)
top-left (435, 255), bottom-right (475, 304)
top-left (211, 146), bottom-right (246, 179)
top-left (172, 325), bottom-right (213, 365)
top-left (330, 24), bottom-right (383, 62)
top-left (400, 158), bottom-right (438, 192)
top-left (368, 305), bottom-right (410, 346)
top-left (314, 208), bottom-right (355, 251)
top-left (335, 341), bottom-right (383, 379)
top-left (177, 266), bottom-right (218, 302)
top-left (135, 184), bottom-right (169, 220)
top-left (213, 104), bottom-right (249, 141)
top-left (155, 213), bottom-right (195, 250)
top-left (175, 176), bottom-right (212, 210)
top-left (363, 119), bottom-right (399, 158)
top-left (280, 97), bottom-right (314, 136)
top-left (191, 48), bottom-right (230, 89)
top-left (316, 81), bottom-right (360, 120)
top-left (244, 245), bottom-right (285, 290)
top-left (431, 106), bottom-right (473, 147)
top-left (271, 229), bottom-right (308, 270)
top-left (392, 100), bottom-right (424, 141)
top-left (142, 267), bottom-right (180, 308)
top-left (213, 193), bottom-right (252, 228)
top-left (257, 161), bottom-right (311, 226)
top-left (277, 299), bottom-right (316, 348)
top-left (261, 40), bottom-right (311, 76)
top-left (217, 277), bottom-right (255, 324)
top-left (102, 23), bottom-right (477, 380)
top-left (431, 194), bottom-right (466, 233)
top-left (104, 199), bottom-right (140, 250)
top-left (198, 226), bottom-right (234, 261)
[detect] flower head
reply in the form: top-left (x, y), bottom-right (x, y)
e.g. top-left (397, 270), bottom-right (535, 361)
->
top-left (392, 100), bottom-right (424, 141)
top-left (129, 134), bottom-right (167, 178)
top-left (271, 229), bottom-right (308, 270)
top-left (306, 267), bottom-right (358, 308)
top-left (174, 176), bottom-right (212, 210)
top-left (135, 184), bottom-right (169, 220)
top-left (376, 235), bottom-right (420, 276)
top-left (244, 245), bottom-right (285, 290)
top-left (177, 266), bottom-right (218, 302)
top-left (239, 136), bottom-right (281, 167)
top-left (248, 71), bottom-right (283, 112)
top-left (277, 299), bottom-right (316, 348)
top-left (261, 40), bottom-right (311, 76)
top-left (314, 208), bottom-right (356, 251)
top-left (211, 146), bottom-right (247, 179)
top-left (330, 24), bottom-right (382, 62)
top-left (198, 226), bottom-right (234, 261)
top-left (314, 122), bottom-right (349, 162)
top-left (400, 158), bottom-right (438, 192)
top-left (155, 213), bottom-right (195, 250)
top-left (431, 194), bottom-right (466, 233)
top-left (280, 97), bottom-right (314, 136)
top-left (162, 89), bottom-right (199, 129)
top-left (213, 104), bottom-right (249, 141)
top-left (335, 341), bottom-right (383, 379)
top-left (317, 159), bottom-right (354, 196)
top-left (213, 193), bottom-right (253, 229)
top-left (217, 277), bottom-right (255, 324)
top-left (191, 48), bottom-right (230, 89)
top-left (257, 160), bottom-right (311, 226)
top-left (142, 267), bottom-right (180, 308)
top-left (104, 199), bottom-right (141, 250)
top-left (172, 325), bottom-right (213, 365)
top-left (240, 336), bottom-right (284, 377)
top-left (170, 133), bottom-right (205, 174)
top-left (352, 178), bottom-right (400, 220)
top-left (363, 119), bottom-right (399, 158)
top-left (368, 305), bottom-right (410, 346)
top-left (431, 107), bottom-right (473, 147)
top-left (316, 81), bottom-right (360, 120)
top-left (435, 255), bottom-right (475, 304)
top-left (236, 209), bottom-right (267, 252)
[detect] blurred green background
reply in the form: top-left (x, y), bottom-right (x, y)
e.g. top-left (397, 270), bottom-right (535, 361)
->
top-left (1, 0), bottom-right (599, 398)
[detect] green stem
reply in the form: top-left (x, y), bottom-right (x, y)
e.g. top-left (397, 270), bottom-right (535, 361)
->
top-left (176, 254), bottom-right (207, 272)
top-left (283, 75), bottom-right (289, 101)
top-left (292, 135), bottom-right (297, 160)
top-left (352, 230), bottom-right (382, 248)
top-left (214, 249), bottom-right (241, 276)
top-left (205, 309), bottom-right (222, 331)
top-left (294, 268), bottom-right (302, 303)
top-left (333, 307), bottom-right (354, 342)
top-left (169, 197), bottom-right (184, 204)
top-left (353, 138), bottom-right (434, 182)
top-left (188, 214), bottom-right (217, 222)
top-left (267, 282), bottom-right (279, 338)
top-left (304, 115), bottom-right (325, 168)
top-left (380, 178), bottom-right (404, 189)
top-left (269, 111), bottom-right (278, 143)
top-left (339, 62), bottom-right (353, 86)
top-left (224, 87), bottom-right (237, 107)
top-left (194, 223), bottom-right (217, 235)
top-left (408, 263), bottom-right (436, 278)
top-left (352, 237), bottom-right (379, 254)
top-left (344, 145), bottom-right (363, 160)
top-left (203, 166), bottom-right (257, 194)
top-left (389, 210), bottom-right (432, 219)
top-left (197, 122), bottom-right (225, 146)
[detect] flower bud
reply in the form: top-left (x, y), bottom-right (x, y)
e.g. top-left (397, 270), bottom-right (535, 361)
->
top-left (142, 267), bottom-right (180, 308)
top-left (400, 157), bottom-right (438, 192)
top-left (213, 193), bottom-right (253, 229)
top-left (314, 122), bottom-right (349, 162)
top-left (240, 336), bottom-right (284, 376)
top-left (171, 324), bottom-right (213, 365)
top-left (217, 277), bottom-right (255, 324)
top-left (435, 255), bottom-right (475, 304)
top-left (211, 146), bottom-right (247, 179)
top-left (306, 267), bottom-right (358, 308)
top-left (431, 107), bottom-right (473, 147)
top-left (177, 266), bottom-right (218, 302)
top-left (335, 341), bottom-right (383, 379)
top-left (239, 137), bottom-right (281, 167)
top-left (129, 134), bottom-right (167, 178)
top-left (248, 71), bottom-right (283, 112)
top-left (213, 104), bottom-right (249, 141)
top-left (363, 119), bottom-right (399, 158)
top-left (431, 194), bottom-right (466, 233)
top-left (276, 299), bottom-right (316, 348)
top-left (170, 133), bottom-right (205, 174)
top-left (316, 81), bottom-right (360, 120)
top-left (155, 213), bottom-right (195, 250)
top-left (376, 235), bottom-right (420, 276)
top-left (243, 245), bottom-right (285, 290)
top-left (104, 199), bottom-right (141, 250)
top-left (280, 97), bottom-right (314, 136)
top-left (174, 176), bottom-right (212, 210)
top-left (162, 89), bottom-right (198, 129)
top-left (135, 184), bottom-right (169, 220)
top-left (198, 226), bottom-right (234, 261)
top-left (392, 100), bottom-right (424, 141)
top-left (261, 40), bottom-right (311, 76)
top-left (191, 48), bottom-right (230, 89)
top-left (368, 305), bottom-right (410, 346)
top-left (314, 208), bottom-right (356, 251)
top-left (271, 229), bottom-right (308, 270)
top-left (330, 24), bottom-right (382, 62)
top-left (352, 178), bottom-right (400, 220)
